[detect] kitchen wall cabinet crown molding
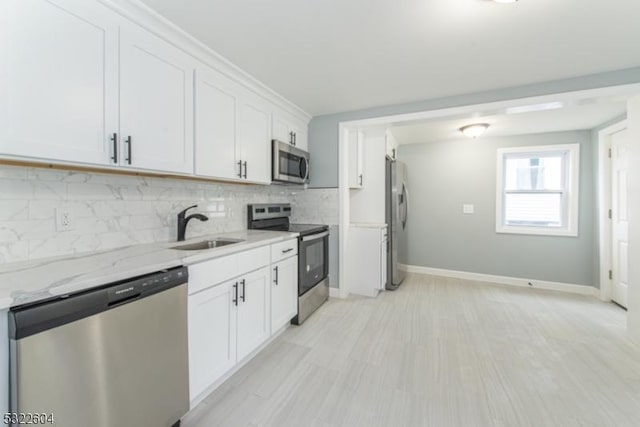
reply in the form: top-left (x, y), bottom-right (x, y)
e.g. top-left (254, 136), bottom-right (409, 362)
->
top-left (99, 0), bottom-right (310, 124)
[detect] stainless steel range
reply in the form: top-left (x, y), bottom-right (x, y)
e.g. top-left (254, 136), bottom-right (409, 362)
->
top-left (248, 203), bottom-right (329, 324)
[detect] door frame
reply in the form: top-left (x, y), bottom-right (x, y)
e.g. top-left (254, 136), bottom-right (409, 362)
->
top-left (597, 120), bottom-right (628, 302)
top-left (336, 85), bottom-right (640, 300)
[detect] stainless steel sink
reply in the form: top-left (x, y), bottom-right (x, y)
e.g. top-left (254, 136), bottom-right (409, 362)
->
top-left (170, 238), bottom-right (244, 251)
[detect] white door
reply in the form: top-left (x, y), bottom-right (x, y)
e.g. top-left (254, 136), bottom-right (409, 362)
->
top-left (236, 267), bottom-right (270, 361)
top-left (271, 256), bottom-right (298, 332)
top-left (0, 0), bottom-right (119, 165)
top-left (195, 67), bottom-right (241, 180)
top-left (612, 129), bottom-right (630, 308)
top-left (188, 281), bottom-right (237, 401)
top-left (120, 24), bottom-right (194, 174)
top-left (238, 92), bottom-right (271, 183)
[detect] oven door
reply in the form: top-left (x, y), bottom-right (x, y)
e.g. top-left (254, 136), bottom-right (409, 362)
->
top-left (298, 230), bottom-right (329, 296)
top-left (272, 140), bottom-right (310, 184)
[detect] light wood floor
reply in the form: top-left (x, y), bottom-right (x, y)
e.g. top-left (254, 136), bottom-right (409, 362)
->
top-left (182, 274), bottom-right (640, 427)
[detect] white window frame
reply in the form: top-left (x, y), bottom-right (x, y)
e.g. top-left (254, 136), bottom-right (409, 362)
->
top-left (496, 143), bottom-right (580, 237)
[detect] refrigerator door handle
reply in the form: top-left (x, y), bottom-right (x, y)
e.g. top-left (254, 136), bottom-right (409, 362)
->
top-left (401, 183), bottom-right (408, 229)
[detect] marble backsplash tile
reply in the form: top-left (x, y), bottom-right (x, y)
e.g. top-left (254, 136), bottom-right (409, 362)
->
top-left (0, 165), bottom-right (338, 263)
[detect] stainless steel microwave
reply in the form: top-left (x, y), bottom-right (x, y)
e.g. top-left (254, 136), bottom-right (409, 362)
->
top-left (272, 140), bottom-right (310, 184)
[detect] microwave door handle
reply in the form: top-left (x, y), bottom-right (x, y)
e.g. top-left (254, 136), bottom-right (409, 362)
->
top-left (301, 230), bottom-right (329, 242)
top-left (301, 157), bottom-right (310, 182)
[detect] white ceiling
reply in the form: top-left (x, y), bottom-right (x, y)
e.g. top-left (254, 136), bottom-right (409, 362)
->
top-left (140, 0), bottom-right (640, 116)
top-left (389, 97), bottom-right (627, 145)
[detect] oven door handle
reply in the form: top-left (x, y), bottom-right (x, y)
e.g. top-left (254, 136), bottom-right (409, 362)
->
top-left (301, 231), bottom-right (329, 242)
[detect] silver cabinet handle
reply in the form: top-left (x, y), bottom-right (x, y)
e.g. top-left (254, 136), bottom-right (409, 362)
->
top-left (359, 174), bottom-right (363, 186)
top-left (273, 266), bottom-right (279, 285)
top-left (243, 161), bottom-right (247, 179)
top-left (282, 248), bottom-right (294, 254)
top-left (240, 279), bottom-right (246, 302)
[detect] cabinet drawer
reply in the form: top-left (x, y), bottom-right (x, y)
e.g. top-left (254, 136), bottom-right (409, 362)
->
top-left (271, 239), bottom-right (298, 263)
top-left (188, 246), bottom-right (271, 295)
top-left (237, 246), bottom-right (270, 274)
top-left (188, 254), bottom-right (238, 295)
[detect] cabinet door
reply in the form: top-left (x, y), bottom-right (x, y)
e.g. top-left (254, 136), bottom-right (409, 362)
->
top-left (120, 24), bottom-right (194, 174)
top-left (195, 67), bottom-right (241, 180)
top-left (293, 125), bottom-right (308, 151)
top-left (188, 281), bottom-right (237, 401)
top-left (272, 113), bottom-right (291, 144)
top-left (271, 256), bottom-right (298, 333)
top-left (0, 0), bottom-right (119, 165)
top-left (237, 267), bottom-right (271, 361)
top-left (238, 92), bottom-right (270, 184)
top-left (348, 131), bottom-right (364, 189)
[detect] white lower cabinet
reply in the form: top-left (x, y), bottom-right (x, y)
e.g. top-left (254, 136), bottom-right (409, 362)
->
top-left (347, 225), bottom-right (388, 297)
top-left (188, 243), bottom-right (298, 405)
top-left (236, 267), bottom-right (271, 361)
top-left (271, 255), bottom-right (298, 332)
top-left (188, 280), bottom-right (237, 400)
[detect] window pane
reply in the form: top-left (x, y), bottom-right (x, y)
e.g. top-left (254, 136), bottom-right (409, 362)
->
top-left (504, 156), bottom-right (563, 190)
top-left (504, 193), bottom-right (562, 226)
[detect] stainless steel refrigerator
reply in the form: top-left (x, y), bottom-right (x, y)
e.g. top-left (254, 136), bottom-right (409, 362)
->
top-left (386, 157), bottom-right (408, 289)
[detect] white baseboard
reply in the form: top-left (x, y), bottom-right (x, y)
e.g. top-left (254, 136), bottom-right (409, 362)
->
top-left (399, 264), bottom-right (599, 298)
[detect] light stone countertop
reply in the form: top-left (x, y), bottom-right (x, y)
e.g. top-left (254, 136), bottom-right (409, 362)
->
top-left (0, 230), bottom-right (299, 310)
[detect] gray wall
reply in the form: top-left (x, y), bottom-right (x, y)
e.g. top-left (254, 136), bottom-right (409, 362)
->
top-left (308, 67), bottom-right (640, 188)
top-left (397, 131), bottom-right (596, 287)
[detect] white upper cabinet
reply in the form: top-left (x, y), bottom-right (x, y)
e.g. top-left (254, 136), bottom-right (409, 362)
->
top-left (120, 24), bottom-right (194, 174)
top-left (238, 91), bottom-right (271, 184)
top-left (195, 67), bottom-right (241, 180)
top-left (348, 130), bottom-right (364, 189)
top-left (195, 68), bottom-right (271, 184)
top-left (0, 0), bottom-right (309, 181)
top-left (272, 110), bottom-right (308, 151)
top-left (0, 0), bottom-right (119, 165)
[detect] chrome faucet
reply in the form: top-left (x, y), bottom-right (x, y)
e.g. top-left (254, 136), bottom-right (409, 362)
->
top-left (177, 205), bottom-right (208, 242)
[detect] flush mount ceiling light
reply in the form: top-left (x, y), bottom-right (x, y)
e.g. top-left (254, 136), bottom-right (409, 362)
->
top-left (460, 123), bottom-right (490, 138)
top-left (493, 0), bottom-right (519, 3)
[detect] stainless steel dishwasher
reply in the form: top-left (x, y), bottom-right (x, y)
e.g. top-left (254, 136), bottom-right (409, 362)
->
top-left (8, 267), bottom-right (190, 427)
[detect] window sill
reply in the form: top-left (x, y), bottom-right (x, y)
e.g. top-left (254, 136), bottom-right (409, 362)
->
top-left (496, 225), bottom-right (578, 237)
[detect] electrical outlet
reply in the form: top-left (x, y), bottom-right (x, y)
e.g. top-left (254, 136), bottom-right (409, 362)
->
top-left (55, 208), bottom-right (75, 231)
top-left (462, 204), bottom-right (475, 214)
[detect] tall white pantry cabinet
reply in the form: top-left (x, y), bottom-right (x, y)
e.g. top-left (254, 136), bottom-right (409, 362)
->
top-left (0, 0), bottom-right (309, 183)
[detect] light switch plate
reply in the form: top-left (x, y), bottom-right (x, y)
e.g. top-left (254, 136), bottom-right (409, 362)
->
top-left (463, 204), bottom-right (475, 214)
